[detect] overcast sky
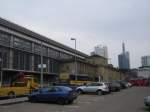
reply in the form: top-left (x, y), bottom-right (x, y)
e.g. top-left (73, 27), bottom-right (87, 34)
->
top-left (0, 0), bottom-right (150, 68)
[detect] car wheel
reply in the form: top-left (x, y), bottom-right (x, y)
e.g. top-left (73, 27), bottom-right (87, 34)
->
top-left (97, 90), bottom-right (102, 95)
top-left (8, 91), bottom-right (16, 99)
top-left (68, 100), bottom-right (74, 104)
top-left (115, 88), bottom-right (118, 92)
top-left (77, 89), bottom-right (83, 94)
top-left (29, 96), bottom-right (38, 103)
top-left (57, 98), bottom-right (66, 105)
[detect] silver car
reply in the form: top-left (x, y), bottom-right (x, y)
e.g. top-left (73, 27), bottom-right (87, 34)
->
top-left (76, 82), bottom-right (109, 95)
top-left (144, 96), bottom-right (150, 106)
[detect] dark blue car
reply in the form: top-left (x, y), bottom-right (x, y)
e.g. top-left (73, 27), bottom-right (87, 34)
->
top-left (28, 86), bottom-right (77, 104)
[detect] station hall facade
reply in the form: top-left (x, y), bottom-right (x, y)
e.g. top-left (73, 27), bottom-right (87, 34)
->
top-left (0, 18), bottom-right (125, 86)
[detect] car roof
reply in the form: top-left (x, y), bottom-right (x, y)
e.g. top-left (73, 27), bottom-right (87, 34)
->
top-left (42, 86), bottom-right (72, 90)
top-left (89, 82), bottom-right (104, 84)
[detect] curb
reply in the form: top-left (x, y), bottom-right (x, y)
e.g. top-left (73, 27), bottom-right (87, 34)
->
top-left (0, 97), bottom-right (28, 105)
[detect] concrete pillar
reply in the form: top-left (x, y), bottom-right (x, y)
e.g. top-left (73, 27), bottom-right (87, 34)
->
top-left (47, 48), bottom-right (50, 73)
top-left (9, 35), bottom-right (13, 69)
top-left (31, 42), bottom-right (34, 71)
top-left (47, 58), bottom-right (50, 73)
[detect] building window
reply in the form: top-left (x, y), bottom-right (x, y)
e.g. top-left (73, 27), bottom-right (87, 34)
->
top-left (49, 60), bottom-right (53, 73)
top-left (34, 54), bottom-right (41, 71)
top-left (49, 60), bottom-right (59, 73)
top-left (53, 61), bottom-right (59, 73)
top-left (13, 50), bottom-right (31, 70)
top-left (13, 37), bottom-right (32, 51)
top-left (60, 52), bottom-right (72, 60)
top-left (34, 43), bottom-right (41, 54)
top-left (43, 46), bottom-right (48, 56)
top-left (43, 57), bottom-right (48, 72)
top-left (0, 31), bottom-right (10, 46)
top-left (49, 48), bottom-right (60, 59)
top-left (34, 43), bottom-right (48, 56)
top-left (0, 47), bottom-right (10, 68)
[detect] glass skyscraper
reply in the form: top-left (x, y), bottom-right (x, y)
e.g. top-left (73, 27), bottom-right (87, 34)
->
top-left (118, 43), bottom-right (130, 70)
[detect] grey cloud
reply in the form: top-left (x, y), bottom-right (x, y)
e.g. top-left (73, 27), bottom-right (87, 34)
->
top-left (0, 0), bottom-right (150, 68)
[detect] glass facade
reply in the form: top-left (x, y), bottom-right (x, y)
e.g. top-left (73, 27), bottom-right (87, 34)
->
top-left (0, 47), bottom-right (10, 68)
top-left (34, 54), bottom-right (41, 71)
top-left (13, 50), bottom-right (31, 70)
top-left (49, 48), bottom-right (60, 59)
top-left (13, 37), bottom-right (32, 52)
top-left (0, 30), bottom-right (72, 75)
top-left (0, 18), bottom-right (89, 85)
top-left (0, 24), bottom-right (80, 84)
top-left (0, 31), bottom-right (10, 47)
top-left (34, 43), bottom-right (41, 54)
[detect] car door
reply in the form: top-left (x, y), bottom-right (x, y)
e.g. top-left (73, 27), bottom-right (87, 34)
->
top-left (35, 89), bottom-right (49, 101)
top-left (46, 87), bottom-right (60, 102)
top-left (85, 83), bottom-right (103, 93)
top-left (82, 83), bottom-right (92, 93)
top-left (92, 83), bottom-right (103, 92)
top-left (39, 87), bottom-right (59, 102)
top-left (83, 83), bottom-right (97, 93)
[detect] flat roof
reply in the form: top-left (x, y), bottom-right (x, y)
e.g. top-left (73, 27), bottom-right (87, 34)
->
top-left (0, 17), bottom-right (89, 58)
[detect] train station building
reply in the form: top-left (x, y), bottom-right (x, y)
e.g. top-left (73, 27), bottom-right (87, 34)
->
top-left (0, 17), bottom-right (125, 86)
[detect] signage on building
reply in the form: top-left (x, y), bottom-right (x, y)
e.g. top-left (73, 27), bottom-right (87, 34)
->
top-left (59, 72), bottom-right (69, 80)
top-left (38, 64), bottom-right (46, 68)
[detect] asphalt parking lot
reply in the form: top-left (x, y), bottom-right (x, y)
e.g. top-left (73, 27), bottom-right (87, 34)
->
top-left (0, 87), bottom-right (150, 112)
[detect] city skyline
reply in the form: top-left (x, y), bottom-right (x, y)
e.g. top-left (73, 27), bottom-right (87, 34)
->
top-left (0, 0), bottom-right (150, 68)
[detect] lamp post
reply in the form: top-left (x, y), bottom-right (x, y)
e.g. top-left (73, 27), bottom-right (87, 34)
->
top-left (71, 38), bottom-right (77, 81)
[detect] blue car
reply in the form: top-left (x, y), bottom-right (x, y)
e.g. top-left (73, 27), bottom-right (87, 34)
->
top-left (28, 86), bottom-right (77, 104)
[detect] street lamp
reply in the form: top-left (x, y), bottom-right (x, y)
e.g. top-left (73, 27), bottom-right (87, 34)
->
top-left (71, 38), bottom-right (77, 81)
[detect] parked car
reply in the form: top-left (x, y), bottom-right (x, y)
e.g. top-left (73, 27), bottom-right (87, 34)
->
top-left (117, 81), bottom-right (128, 89)
top-left (76, 82), bottom-right (110, 95)
top-left (110, 81), bottom-right (121, 92)
top-left (54, 83), bottom-right (78, 90)
top-left (127, 82), bottom-right (132, 87)
top-left (103, 82), bottom-right (112, 92)
top-left (28, 86), bottom-right (77, 105)
top-left (144, 96), bottom-right (150, 107)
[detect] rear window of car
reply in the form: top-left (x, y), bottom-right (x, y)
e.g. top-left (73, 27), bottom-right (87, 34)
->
top-left (90, 82), bottom-right (103, 86)
top-left (104, 83), bottom-right (111, 86)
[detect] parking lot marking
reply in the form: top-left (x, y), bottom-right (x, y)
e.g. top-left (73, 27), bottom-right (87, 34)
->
top-left (52, 111), bottom-right (67, 112)
top-left (65, 105), bottom-right (79, 109)
top-left (78, 101), bottom-right (92, 104)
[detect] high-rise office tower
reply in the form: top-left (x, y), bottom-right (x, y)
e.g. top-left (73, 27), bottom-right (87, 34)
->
top-left (91, 45), bottom-right (108, 58)
top-left (118, 43), bottom-right (130, 69)
top-left (141, 56), bottom-right (150, 67)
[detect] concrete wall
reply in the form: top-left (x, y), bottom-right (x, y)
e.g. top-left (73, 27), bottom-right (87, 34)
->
top-left (87, 55), bottom-right (108, 66)
top-left (60, 61), bottom-right (97, 76)
top-left (138, 67), bottom-right (150, 78)
top-left (60, 60), bottom-right (125, 81)
top-left (96, 66), bottom-right (123, 81)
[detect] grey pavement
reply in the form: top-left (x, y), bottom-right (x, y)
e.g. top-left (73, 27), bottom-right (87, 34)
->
top-left (0, 87), bottom-right (150, 112)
